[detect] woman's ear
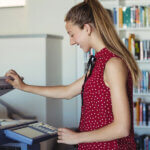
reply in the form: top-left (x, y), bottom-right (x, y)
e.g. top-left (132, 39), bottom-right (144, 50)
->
top-left (84, 24), bottom-right (92, 36)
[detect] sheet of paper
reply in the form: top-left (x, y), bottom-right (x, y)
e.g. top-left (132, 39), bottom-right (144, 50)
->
top-left (0, 119), bottom-right (36, 129)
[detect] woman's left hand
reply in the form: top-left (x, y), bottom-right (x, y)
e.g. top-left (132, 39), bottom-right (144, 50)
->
top-left (57, 128), bottom-right (79, 145)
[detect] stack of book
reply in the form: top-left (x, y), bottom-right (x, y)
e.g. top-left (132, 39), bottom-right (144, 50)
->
top-left (134, 98), bottom-right (150, 126)
top-left (133, 70), bottom-right (150, 94)
top-left (119, 6), bottom-right (150, 28)
top-left (135, 134), bottom-right (150, 150)
top-left (122, 34), bottom-right (150, 60)
top-left (106, 8), bottom-right (117, 26)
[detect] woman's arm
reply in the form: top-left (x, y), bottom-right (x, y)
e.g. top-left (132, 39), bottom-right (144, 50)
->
top-left (5, 70), bottom-right (85, 100)
top-left (58, 57), bottom-right (131, 144)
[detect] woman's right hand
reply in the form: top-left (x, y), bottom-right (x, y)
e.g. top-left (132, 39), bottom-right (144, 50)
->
top-left (5, 70), bottom-right (25, 90)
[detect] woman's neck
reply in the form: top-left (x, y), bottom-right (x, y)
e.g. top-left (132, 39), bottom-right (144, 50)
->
top-left (90, 31), bottom-right (106, 53)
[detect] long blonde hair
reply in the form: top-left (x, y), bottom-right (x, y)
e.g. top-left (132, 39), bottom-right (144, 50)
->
top-left (65, 0), bottom-right (141, 86)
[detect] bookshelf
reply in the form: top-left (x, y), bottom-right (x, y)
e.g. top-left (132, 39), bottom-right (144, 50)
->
top-left (104, 1), bottom-right (150, 136)
top-left (106, 0), bottom-right (150, 138)
top-left (76, 0), bottom-right (150, 148)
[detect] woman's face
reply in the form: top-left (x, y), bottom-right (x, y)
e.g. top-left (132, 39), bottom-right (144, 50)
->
top-left (65, 21), bottom-right (91, 52)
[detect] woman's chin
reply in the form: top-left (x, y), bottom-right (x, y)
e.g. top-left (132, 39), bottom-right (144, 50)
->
top-left (82, 48), bottom-right (90, 53)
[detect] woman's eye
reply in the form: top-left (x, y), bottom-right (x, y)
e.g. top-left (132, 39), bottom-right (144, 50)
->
top-left (71, 35), bottom-right (74, 37)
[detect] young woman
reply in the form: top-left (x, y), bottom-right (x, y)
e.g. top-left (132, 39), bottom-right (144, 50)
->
top-left (6, 0), bottom-right (141, 149)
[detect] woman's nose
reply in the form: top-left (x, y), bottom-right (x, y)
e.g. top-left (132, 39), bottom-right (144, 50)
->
top-left (70, 39), bottom-right (76, 45)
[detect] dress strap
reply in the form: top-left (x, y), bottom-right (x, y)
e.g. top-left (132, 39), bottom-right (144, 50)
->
top-left (81, 55), bottom-right (96, 106)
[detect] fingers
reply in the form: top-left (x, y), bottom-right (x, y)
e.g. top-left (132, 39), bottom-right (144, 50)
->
top-left (57, 128), bottom-right (65, 143)
top-left (58, 128), bottom-right (65, 132)
top-left (5, 73), bottom-right (17, 80)
top-left (5, 70), bottom-right (24, 81)
top-left (57, 128), bottom-right (77, 145)
top-left (57, 128), bottom-right (64, 139)
top-left (10, 69), bottom-right (17, 74)
top-left (5, 69), bottom-right (17, 76)
top-left (58, 135), bottom-right (62, 140)
top-left (5, 71), bottom-right (15, 79)
top-left (5, 73), bottom-right (17, 86)
top-left (6, 78), bottom-right (14, 85)
top-left (57, 140), bottom-right (63, 143)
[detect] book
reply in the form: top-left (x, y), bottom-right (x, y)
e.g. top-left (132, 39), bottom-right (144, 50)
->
top-left (140, 40), bottom-right (144, 61)
top-left (119, 7), bottom-right (123, 28)
top-left (136, 98), bottom-right (141, 126)
top-left (119, 6), bottom-right (150, 28)
top-left (0, 76), bottom-right (14, 96)
top-left (0, 119), bottom-right (36, 130)
top-left (139, 101), bottom-right (143, 126)
top-left (135, 40), bottom-right (140, 60)
top-left (135, 6), bottom-right (140, 27)
top-left (142, 102), bottom-right (146, 126)
top-left (113, 8), bottom-right (117, 26)
top-left (128, 34), bottom-right (135, 54)
top-left (148, 104), bottom-right (150, 126)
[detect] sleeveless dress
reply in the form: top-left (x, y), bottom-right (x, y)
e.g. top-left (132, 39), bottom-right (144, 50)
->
top-left (78, 48), bottom-right (136, 150)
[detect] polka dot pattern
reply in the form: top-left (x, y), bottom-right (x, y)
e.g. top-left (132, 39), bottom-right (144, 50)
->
top-left (78, 48), bottom-right (136, 150)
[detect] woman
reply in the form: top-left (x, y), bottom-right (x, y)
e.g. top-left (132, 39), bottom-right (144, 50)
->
top-left (6, 0), bottom-right (141, 149)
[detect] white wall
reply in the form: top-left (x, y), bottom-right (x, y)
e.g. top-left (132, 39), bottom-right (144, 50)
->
top-left (0, 0), bottom-right (79, 128)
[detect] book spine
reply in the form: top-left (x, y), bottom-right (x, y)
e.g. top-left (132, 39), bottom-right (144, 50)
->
top-left (149, 72), bottom-right (150, 92)
top-left (146, 71), bottom-right (149, 92)
top-left (113, 8), bottom-right (117, 26)
top-left (136, 6), bottom-right (140, 27)
top-left (148, 104), bottom-right (150, 126)
top-left (133, 102), bottom-right (136, 125)
top-left (142, 102), bottom-right (146, 126)
top-left (119, 7), bottom-right (123, 28)
top-left (140, 40), bottom-right (144, 60)
top-left (136, 98), bottom-right (141, 126)
top-left (140, 6), bottom-right (143, 27)
top-left (140, 101), bottom-right (143, 126)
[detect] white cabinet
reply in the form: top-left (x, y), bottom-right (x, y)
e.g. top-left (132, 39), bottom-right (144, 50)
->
top-left (0, 34), bottom-right (63, 128)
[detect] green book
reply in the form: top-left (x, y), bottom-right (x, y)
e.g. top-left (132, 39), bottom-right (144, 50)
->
top-left (125, 7), bottom-right (131, 27)
top-left (123, 7), bottom-right (131, 27)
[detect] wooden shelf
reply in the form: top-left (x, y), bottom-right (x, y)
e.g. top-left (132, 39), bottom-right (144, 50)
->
top-left (100, 0), bottom-right (117, 1)
top-left (119, 0), bottom-right (150, 2)
top-left (134, 125), bottom-right (150, 129)
top-left (118, 27), bottom-right (150, 31)
top-left (136, 60), bottom-right (150, 63)
top-left (119, 0), bottom-right (150, 7)
top-left (133, 93), bottom-right (150, 96)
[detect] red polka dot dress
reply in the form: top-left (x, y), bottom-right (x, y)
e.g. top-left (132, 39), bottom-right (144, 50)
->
top-left (78, 48), bottom-right (136, 150)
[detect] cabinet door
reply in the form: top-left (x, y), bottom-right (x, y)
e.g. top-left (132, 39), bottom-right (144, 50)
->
top-left (0, 37), bottom-right (46, 121)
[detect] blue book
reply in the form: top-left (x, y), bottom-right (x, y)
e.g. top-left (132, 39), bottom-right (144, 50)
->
top-left (143, 71), bottom-right (147, 93)
top-left (141, 71), bottom-right (145, 93)
top-left (142, 102), bottom-right (146, 126)
top-left (140, 6), bottom-right (144, 27)
top-left (148, 104), bottom-right (150, 126)
top-left (146, 71), bottom-right (149, 92)
top-left (148, 138), bottom-right (150, 150)
top-left (131, 6), bottom-right (136, 27)
top-left (144, 136), bottom-right (147, 150)
top-left (113, 8), bottom-right (117, 25)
